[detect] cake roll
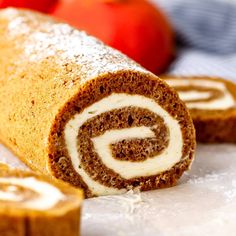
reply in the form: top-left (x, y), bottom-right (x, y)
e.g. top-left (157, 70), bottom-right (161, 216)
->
top-left (0, 166), bottom-right (82, 236)
top-left (0, 162), bottom-right (9, 170)
top-left (0, 8), bottom-right (195, 197)
top-left (163, 76), bottom-right (236, 143)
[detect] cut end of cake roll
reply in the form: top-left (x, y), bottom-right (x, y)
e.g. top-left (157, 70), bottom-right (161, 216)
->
top-left (0, 167), bottom-right (82, 236)
top-left (48, 71), bottom-right (196, 197)
top-left (163, 76), bottom-right (236, 143)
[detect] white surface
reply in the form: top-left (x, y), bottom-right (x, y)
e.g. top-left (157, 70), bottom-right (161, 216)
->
top-left (65, 93), bottom-right (183, 195)
top-left (1, 144), bottom-right (236, 235)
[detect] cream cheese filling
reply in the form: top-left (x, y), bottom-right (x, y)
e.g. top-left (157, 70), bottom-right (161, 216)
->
top-left (166, 79), bottom-right (235, 110)
top-left (0, 177), bottom-right (64, 210)
top-left (65, 93), bottom-right (183, 195)
top-left (179, 91), bottom-right (212, 101)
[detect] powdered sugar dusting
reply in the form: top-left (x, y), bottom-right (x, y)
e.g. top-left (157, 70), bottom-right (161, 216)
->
top-left (95, 189), bottom-right (144, 214)
top-left (187, 172), bottom-right (228, 185)
top-left (0, 8), bottom-right (149, 82)
top-left (186, 144), bottom-right (236, 203)
top-left (224, 180), bottom-right (236, 202)
top-left (187, 171), bottom-right (236, 202)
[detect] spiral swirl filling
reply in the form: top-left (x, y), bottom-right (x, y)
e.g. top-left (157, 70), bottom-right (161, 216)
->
top-left (64, 93), bottom-right (184, 195)
top-left (0, 177), bottom-right (64, 210)
top-left (166, 79), bottom-right (235, 110)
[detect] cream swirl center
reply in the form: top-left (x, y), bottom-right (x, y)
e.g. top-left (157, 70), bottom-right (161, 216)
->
top-left (166, 79), bottom-right (235, 110)
top-left (0, 177), bottom-right (64, 210)
top-left (65, 93), bottom-right (183, 195)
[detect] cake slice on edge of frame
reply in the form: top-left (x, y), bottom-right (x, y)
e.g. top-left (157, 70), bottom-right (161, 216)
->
top-left (0, 164), bottom-right (82, 236)
top-left (163, 76), bottom-right (236, 143)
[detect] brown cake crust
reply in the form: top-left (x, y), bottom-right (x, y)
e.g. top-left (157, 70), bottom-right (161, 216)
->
top-left (0, 167), bottom-right (82, 236)
top-left (162, 75), bottom-right (236, 143)
top-left (0, 9), bottom-right (195, 197)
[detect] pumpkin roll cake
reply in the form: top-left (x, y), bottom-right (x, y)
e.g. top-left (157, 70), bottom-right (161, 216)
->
top-left (0, 8), bottom-right (195, 197)
top-left (163, 76), bottom-right (236, 143)
top-left (0, 165), bottom-right (82, 236)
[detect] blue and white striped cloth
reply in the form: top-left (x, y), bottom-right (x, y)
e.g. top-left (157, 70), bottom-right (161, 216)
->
top-left (150, 0), bottom-right (236, 82)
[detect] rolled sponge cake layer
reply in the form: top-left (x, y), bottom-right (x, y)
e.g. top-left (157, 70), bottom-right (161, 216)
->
top-left (0, 9), bottom-right (195, 197)
top-left (165, 78), bottom-right (235, 110)
top-left (0, 165), bottom-right (82, 236)
top-left (164, 76), bottom-right (236, 143)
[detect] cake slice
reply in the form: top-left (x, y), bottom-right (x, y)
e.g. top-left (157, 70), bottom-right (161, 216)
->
top-left (163, 76), bottom-right (236, 142)
top-left (0, 164), bottom-right (82, 236)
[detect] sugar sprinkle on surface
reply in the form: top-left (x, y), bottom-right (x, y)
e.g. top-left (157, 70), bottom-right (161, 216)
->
top-left (0, 8), bottom-right (149, 82)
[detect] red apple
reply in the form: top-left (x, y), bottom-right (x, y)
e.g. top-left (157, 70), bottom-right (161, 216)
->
top-left (52, 0), bottom-right (174, 74)
top-left (0, 0), bottom-right (57, 12)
